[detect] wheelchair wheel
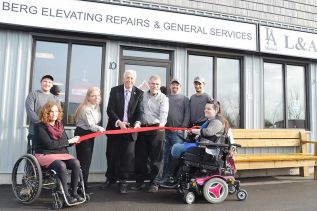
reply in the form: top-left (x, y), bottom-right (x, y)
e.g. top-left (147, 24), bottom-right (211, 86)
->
top-left (183, 191), bottom-right (195, 204)
top-left (236, 189), bottom-right (248, 201)
top-left (203, 178), bottom-right (228, 204)
top-left (12, 154), bottom-right (43, 204)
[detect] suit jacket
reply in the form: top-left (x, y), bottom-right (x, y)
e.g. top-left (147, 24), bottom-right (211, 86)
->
top-left (106, 84), bottom-right (144, 132)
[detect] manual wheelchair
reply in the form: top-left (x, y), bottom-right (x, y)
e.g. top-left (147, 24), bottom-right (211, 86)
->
top-left (11, 142), bottom-right (90, 209)
top-left (174, 137), bottom-right (248, 204)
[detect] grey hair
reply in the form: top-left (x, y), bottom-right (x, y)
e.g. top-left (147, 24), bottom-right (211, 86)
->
top-left (148, 74), bottom-right (161, 82)
top-left (123, 69), bottom-right (137, 79)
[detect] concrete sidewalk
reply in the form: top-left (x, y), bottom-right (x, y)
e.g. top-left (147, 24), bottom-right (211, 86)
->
top-left (2, 175), bottom-right (317, 211)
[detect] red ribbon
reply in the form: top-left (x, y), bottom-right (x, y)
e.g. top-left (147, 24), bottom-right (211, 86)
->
top-left (78, 126), bottom-right (190, 142)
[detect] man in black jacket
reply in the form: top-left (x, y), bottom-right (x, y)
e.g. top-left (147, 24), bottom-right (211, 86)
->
top-left (104, 70), bottom-right (143, 194)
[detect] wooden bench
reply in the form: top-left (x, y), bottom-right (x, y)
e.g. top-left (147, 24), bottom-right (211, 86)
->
top-left (232, 129), bottom-right (317, 179)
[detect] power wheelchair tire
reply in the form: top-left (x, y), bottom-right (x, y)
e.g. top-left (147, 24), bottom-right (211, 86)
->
top-left (183, 191), bottom-right (195, 204)
top-left (236, 189), bottom-right (248, 201)
top-left (12, 154), bottom-right (43, 204)
top-left (203, 178), bottom-right (228, 204)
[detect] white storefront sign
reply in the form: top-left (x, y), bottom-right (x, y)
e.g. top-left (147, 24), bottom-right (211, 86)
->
top-left (0, 0), bottom-right (257, 51)
top-left (260, 26), bottom-right (317, 59)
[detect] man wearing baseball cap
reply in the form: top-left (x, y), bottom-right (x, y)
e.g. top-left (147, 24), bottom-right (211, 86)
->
top-left (25, 75), bottom-right (59, 152)
top-left (189, 76), bottom-right (213, 127)
top-left (158, 78), bottom-right (190, 188)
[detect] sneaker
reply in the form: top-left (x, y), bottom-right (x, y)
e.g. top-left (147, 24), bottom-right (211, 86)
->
top-left (130, 182), bottom-right (146, 191)
top-left (66, 195), bottom-right (77, 204)
top-left (148, 184), bottom-right (159, 193)
top-left (119, 183), bottom-right (128, 194)
top-left (72, 194), bottom-right (85, 202)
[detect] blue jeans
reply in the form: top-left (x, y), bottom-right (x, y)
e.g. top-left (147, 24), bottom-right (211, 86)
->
top-left (161, 131), bottom-right (184, 178)
top-left (171, 142), bottom-right (198, 158)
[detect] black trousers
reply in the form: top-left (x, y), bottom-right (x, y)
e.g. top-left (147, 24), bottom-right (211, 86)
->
top-left (106, 134), bottom-right (134, 182)
top-left (75, 127), bottom-right (95, 188)
top-left (49, 159), bottom-right (81, 197)
top-left (134, 130), bottom-right (164, 183)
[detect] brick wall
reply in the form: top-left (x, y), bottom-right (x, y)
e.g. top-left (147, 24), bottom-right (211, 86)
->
top-left (138, 0), bottom-right (317, 29)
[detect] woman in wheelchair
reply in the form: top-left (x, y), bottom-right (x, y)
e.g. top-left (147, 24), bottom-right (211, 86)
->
top-left (163, 99), bottom-right (228, 187)
top-left (33, 101), bottom-right (84, 204)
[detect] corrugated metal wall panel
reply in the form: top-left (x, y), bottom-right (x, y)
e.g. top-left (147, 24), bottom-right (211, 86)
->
top-left (0, 30), bottom-right (32, 174)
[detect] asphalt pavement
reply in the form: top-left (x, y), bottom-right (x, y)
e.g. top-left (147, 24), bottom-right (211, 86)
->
top-left (2, 175), bottom-right (317, 211)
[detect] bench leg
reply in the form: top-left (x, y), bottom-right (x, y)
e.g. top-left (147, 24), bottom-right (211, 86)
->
top-left (299, 166), bottom-right (309, 177)
top-left (314, 166), bottom-right (317, 180)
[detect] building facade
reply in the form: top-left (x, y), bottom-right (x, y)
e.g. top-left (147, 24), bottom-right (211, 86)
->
top-left (0, 0), bottom-right (317, 183)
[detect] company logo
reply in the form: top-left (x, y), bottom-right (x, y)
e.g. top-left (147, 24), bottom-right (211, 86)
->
top-left (264, 27), bottom-right (277, 51)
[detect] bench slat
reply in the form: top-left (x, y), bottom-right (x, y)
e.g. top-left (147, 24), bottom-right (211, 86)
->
top-left (235, 139), bottom-right (300, 147)
top-left (236, 160), bottom-right (317, 170)
top-left (235, 154), bottom-right (317, 162)
top-left (232, 129), bottom-right (304, 139)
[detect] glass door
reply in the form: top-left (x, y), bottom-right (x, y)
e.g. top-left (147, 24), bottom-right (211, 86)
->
top-left (120, 47), bottom-right (173, 90)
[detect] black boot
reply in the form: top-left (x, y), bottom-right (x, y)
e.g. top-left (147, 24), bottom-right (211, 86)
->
top-left (161, 158), bottom-right (180, 188)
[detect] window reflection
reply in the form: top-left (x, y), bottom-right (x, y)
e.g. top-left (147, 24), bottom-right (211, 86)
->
top-left (67, 44), bottom-right (103, 124)
top-left (187, 55), bottom-right (213, 97)
top-left (32, 41), bottom-right (68, 104)
top-left (125, 64), bottom-right (167, 91)
top-left (287, 65), bottom-right (306, 128)
top-left (264, 63), bottom-right (284, 128)
top-left (217, 58), bottom-right (240, 128)
top-left (264, 63), bottom-right (306, 128)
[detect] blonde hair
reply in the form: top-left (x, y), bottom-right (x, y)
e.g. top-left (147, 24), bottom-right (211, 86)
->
top-left (39, 101), bottom-right (63, 124)
top-left (75, 86), bottom-right (101, 120)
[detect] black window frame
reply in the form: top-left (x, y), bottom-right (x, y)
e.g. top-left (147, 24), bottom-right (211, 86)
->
top-left (29, 35), bottom-right (106, 126)
top-left (263, 59), bottom-right (310, 129)
top-left (187, 51), bottom-right (244, 128)
top-left (119, 46), bottom-right (174, 86)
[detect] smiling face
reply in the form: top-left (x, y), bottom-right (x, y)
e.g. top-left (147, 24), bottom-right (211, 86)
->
top-left (88, 90), bottom-right (101, 105)
top-left (123, 72), bottom-right (136, 90)
top-left (48, 105), bottom-right (59, 123)
top-left (194, 81), bottom-right (205, 94)
top-left (149, 78), bottom-right (161, 95)
top-left (170, 82), bottom-right (180, 95)
top-left (204, 103), bottom-right (217, 119)
top-left (40, 78), bottom-right (53, 93)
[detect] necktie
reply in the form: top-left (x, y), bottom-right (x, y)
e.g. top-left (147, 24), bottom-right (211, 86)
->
top-left (123, 90), bottom-right (131, 122)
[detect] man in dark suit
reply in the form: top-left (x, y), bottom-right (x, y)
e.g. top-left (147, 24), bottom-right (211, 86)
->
top-left (104, 70), bottom-right (143, 194)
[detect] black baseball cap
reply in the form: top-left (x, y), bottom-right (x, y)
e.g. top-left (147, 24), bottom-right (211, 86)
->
top-left (41, 75), bottom-right (54, 81)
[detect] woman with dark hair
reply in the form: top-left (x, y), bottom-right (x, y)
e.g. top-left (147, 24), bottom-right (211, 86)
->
top-left (161, 100), bottom-right (227, 187)
top-left (34, 101), bottom-right (83, 204)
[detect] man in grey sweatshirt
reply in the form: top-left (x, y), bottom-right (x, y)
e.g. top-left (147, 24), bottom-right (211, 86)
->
top-left (160, 78), bottom-right (190, 186)
top-left (25, 75), bottom-right (59, 152)
top-left (189, 76), bottom-right (212, 126)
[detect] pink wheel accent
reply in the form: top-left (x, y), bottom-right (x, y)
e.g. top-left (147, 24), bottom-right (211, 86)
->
top-left (208, 183), bottom-right (223, 198)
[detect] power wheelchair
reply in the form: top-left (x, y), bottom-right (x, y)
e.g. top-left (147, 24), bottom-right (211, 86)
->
top-left (173, 136), bottom-right (248, 204)
top-left (11, 139), bottom-right (90, 209)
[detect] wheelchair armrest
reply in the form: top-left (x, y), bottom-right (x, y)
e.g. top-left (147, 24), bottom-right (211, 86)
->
top-left (199, 141), bottom-right (229, 148)
top-left (230, 143), bottom-right (241, 148)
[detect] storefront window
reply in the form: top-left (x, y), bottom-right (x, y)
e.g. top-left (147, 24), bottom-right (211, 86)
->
top-left (286, 65), bottom-right (306, 128)
top-left (188, 54), bottom-right (241, 128)
top-left (67, 44), bottom-right (103, 124)
top-left (120, 47), bottom-right (172, 90)
top-left (32, 41), bottom-right (68, 104)
top-left (187, 55), bottom-right (213, 97)
top-left (264, 63), bottom-right (284, 128)
top-left (264, 62), bottom-right (306, 128)
top-left (217, 58), bottom-right (240, 128)
top-left (31, 40), bottom-right (104, 125)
